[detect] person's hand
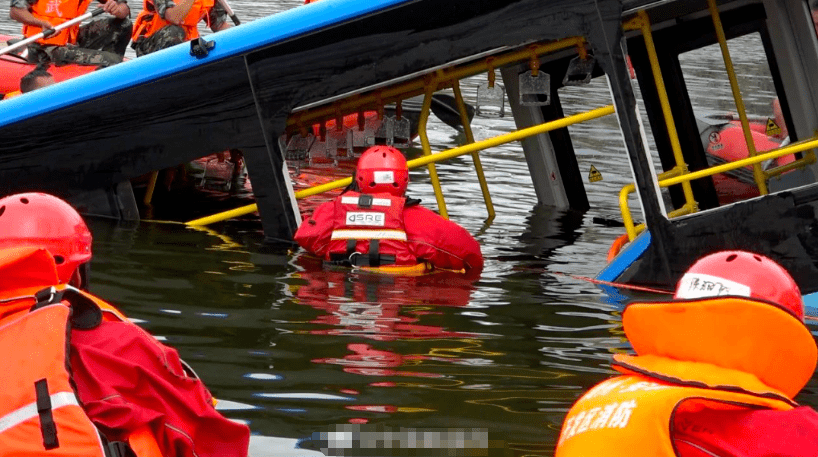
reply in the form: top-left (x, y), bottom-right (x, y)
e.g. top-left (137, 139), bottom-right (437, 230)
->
top-left (102, 0), bottom-right (130, 19)
top-left (38, 19), bottom-right (54, 31)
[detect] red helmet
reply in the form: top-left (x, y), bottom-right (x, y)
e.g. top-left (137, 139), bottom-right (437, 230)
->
top-left (355, 146), bottom-right (409, 196)
top-left (0, 193), bottom-right (92, 285)
top-left (674, 250), bottom-right (803, 320)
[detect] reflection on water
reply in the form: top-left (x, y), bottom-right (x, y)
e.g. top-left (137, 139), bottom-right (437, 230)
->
top-left (5, 2), bottom-right (818, 456)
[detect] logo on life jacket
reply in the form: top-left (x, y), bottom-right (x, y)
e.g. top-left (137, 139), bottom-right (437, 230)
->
top-left (44, 0), bottom-right (64, 16)
top-left (346, 212), bottom-right (386, 226)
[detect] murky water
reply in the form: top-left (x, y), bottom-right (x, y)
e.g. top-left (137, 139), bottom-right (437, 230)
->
top-left (3, 3), bottom-right (817, 456)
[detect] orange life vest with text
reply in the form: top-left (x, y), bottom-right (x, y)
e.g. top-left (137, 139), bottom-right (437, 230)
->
top-left (22, 0), bottom-right (92, 46)
top-left (132, 0), bottom-right (214, 42)
top-left (556, 295), bottom-right (817, 456)
top-left (555, 367), bottom-right (795, 456)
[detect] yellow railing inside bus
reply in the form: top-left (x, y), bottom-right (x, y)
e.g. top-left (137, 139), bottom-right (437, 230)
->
top-left (284, 37), bottom-right (588, 135)
top-left (412, 74), bottom-right (497, 221)
top-left (618, 3), bottom-right (818, 241)
top-left (187, 105), bottom-right (616, 226)
top-left (623, 11), bottom-right (699, 220)
top-left (619, 135), bottom-right (818, 240)
top-left (282, 36), bottom-right (591, 221)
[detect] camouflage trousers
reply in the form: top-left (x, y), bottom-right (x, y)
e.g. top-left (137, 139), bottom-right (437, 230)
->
top-left (28, 16), bottom-right (133, 68)
top-left (131, 24), bottom-right (186, 57)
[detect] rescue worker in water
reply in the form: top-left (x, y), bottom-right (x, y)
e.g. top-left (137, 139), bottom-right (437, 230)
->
top-left (0, 192), bottom-right (249, 457)
top-left (294, 145), bottom-right (484, 274)
top-left (555, 250), bottom-right (818, 456)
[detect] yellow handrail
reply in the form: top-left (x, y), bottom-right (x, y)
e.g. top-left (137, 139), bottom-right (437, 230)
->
top-left (629, 11), bottom-right (698, 215)
top-left (707, 0), bottom-right (767, 195)
top-left (616, 4), bottom-right (816, 241)
top-left (619, 135), bottom-right (818, 239)
top-left (662, 137), bottom-right (818, 186)
top-left (453, 79), bottom-right (495, 220)
top-left (187, 104), bottom-right (616, 226)
top-left (143, 170), bottom-right (160, 206)
top-left (418, 81), bottom-right (449, 219)
top-left (285, 37), bottom-right (587, 133)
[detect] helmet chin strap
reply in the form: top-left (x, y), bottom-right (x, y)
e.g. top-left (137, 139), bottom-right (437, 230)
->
top-left (69, 263), bottom-right (91, 291)
top-left (342, 171), bottom-right (360, 194)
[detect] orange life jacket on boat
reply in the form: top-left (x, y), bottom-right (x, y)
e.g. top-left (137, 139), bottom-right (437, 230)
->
top-left (556, 295), bottom-right (818, 456)
top-left (3, 90), bottom-right (22, 99)
top-left (0, 246), bottom-right (161, 457)
top-left (22, 0), bottom-right (92, 46)
top-left (132, 0), bottom-right (214, 42)
top-left (328, 191), bottom-right (416, 267)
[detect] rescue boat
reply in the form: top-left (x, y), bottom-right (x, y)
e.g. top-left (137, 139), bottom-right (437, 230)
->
top-left (0, 35), bottom-right (95, 96)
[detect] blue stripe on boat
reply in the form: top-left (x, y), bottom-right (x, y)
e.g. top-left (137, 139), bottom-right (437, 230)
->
top-left (596, 230), bottom-right (652, 283)
top-left (0, 0), bottom-right (410, 126)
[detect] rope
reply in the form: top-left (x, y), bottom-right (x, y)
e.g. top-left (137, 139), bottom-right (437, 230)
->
top-left (514, 267), bottom-right (673, 294)
top-left (526, 267), bottom-right (818, 322)
top-left (549, 271), bottom-right (674, 294)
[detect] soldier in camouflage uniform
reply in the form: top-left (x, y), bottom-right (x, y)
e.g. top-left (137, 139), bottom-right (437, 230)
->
top-left (10, 0), bottom-right (132, 67)
top-left (130, 0), bottom-right (228, 57)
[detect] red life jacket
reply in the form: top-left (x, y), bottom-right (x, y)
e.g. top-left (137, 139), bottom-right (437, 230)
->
top-left (327, 192), bottom-right (416, 266)
top-left (132, 0), bottom-right (214, 42)
top-left (22, 0), bottom-right (92, 46)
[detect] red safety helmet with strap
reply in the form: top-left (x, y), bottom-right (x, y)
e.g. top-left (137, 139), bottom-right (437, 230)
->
top-left (673, 250), bottom-right (804, 320)
top-left (0, 193), bottom-right (92, 287)
top-left (355, 146), bottom-right (409, 196)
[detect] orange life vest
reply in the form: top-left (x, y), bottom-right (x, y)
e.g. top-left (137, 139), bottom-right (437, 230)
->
top-left (22, 0), bottom-right (92, 46)
top-left (556, 295), bottom-right (818, 456)
top-left (555, 368), bottom-right (795, 456)
top-left (0, 247), bottom-right (161, 457)
top-left (0, 289), bottom-right (106, 455)
top-left (3, 90), bottom-right (22, 99)
top-left (132, 0), bottom-right (214, 42)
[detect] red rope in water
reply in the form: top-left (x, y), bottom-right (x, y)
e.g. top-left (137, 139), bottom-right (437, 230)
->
top-left (514, 267), bottom-right (674, 294)
top-left (547, 271), bottom-right (674, 295)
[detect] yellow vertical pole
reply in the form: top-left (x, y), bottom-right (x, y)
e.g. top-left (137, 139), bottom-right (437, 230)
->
top-left (418, 83), bottom-right (449, 219)
top-left (143, 170), bottom-right (159, 205)
top-left (636, 11), bottom-right (698, 213)
top-left (451, 80), bottom-right (495, 220)
top-left (706, 0), bottom-right (767, 194)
